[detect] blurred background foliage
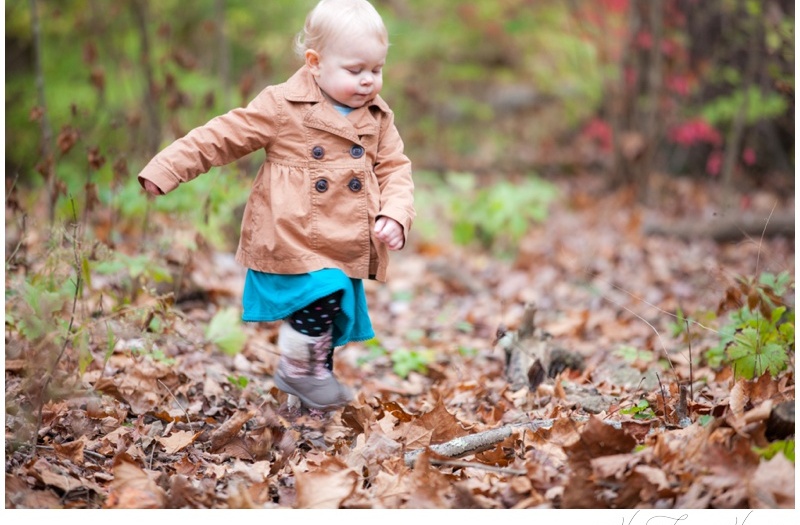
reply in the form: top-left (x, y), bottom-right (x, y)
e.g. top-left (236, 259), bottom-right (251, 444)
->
top-left (4, 0), bottom-right (795, 252)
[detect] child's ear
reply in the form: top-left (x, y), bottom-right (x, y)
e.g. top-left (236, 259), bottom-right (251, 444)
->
top-left (305, 49), bottom-right (321, 75)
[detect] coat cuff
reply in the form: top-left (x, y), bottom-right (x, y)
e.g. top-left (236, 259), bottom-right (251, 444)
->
top-left (376, 206), bottom-right (414, 238)
top-left (137, 159), bottom-right (181, 195)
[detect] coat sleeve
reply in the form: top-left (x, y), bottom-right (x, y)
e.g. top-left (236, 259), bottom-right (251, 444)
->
top-left (137, 86), bottom-right (284, 194)
top-left (373, 110), bottom-right (415, 239)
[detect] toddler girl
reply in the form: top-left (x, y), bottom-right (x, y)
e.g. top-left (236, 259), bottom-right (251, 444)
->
top-left (138, 0), bottom-right (415, 410)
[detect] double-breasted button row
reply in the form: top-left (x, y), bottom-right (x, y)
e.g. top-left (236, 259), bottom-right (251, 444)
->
top-left (310, 145), bottom-right (365, 160)
top-left (314, 178), bottom-right (363, 193)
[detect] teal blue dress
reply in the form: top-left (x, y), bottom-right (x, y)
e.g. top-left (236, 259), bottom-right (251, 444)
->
top-left (241, 268), bottom-right (375, 347)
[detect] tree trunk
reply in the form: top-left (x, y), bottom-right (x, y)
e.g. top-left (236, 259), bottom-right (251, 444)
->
top-left (30, 0), bottom-right (56, 224)
top-left (130, 0), bottom-right (161, 158)
top-left (720, 2), bottom-right (760, 207)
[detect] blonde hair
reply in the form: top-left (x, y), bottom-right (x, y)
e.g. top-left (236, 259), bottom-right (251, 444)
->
top-left (295, 0), bottom-right (388, 57)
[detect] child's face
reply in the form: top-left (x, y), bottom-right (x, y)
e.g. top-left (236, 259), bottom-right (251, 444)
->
top-left (306, 30), bottom-right (388, 109)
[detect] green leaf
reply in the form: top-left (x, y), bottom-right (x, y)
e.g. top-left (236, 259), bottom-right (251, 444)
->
top-left (391, 348), bottom-right (435, 378)
top-left (227, 375), bottom-right (249, 389)
top-left (205, 307), bottom-right (247, 355)
top-left (77, 330), bottom-right (93, 376)
top-left (698, 415), bottom-right (714, 426)
top-left (754, 439), bottom-right (794, 462)
top-left (727, 327), bottom-right (789, 379)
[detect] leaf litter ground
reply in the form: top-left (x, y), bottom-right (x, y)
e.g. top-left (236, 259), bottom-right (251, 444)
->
top-left (4, 176), bottom-right (795, 509)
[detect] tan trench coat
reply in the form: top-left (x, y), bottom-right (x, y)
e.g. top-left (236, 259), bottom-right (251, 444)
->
top-left (138, 66), bottom-right (415, 282)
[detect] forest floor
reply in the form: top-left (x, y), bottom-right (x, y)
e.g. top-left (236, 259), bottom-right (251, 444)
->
top-left (4, 174), bottom-right (796, 510)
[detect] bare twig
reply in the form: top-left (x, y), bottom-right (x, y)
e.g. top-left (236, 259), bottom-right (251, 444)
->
top-left (427, 458), bottom-right (526, 476)
top-left (35, 444), bottom-right (108, 463)
top-left (31, 199), bottom-right (84, 459)
top-left (157, 379), bottom-right (194, 431)
top-left (685, 319), bottom-right (694, 401)
top-left (677, 384), bottom-right (689, 424)
top-left (656, 372), bottom-right (670, 425)
top-left (404, 419), bottom-right (555, 468)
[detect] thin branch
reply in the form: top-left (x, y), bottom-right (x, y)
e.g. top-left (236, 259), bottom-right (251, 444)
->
top-left (428, 458), bottom-right (526, 477)
top-left (157, 379), bottom-right (194, 431)
top-left (29, 0), bottom-right (56, 224)
top-left (31, 199), bottom-right (83, 459)
top-left (656, 372), bottom-right (670, 425)
top-left (404, 419), bottom-right (556, 468)
top-left (686, 319), bottom-right (694, 401)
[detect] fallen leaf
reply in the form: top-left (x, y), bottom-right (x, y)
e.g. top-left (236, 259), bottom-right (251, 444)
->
top-left (293, 457), bottom-right (358, 508)
top-left (157, 430), bottom-right (200, 454)
top-left (105, 455), bottom-right (166, 509)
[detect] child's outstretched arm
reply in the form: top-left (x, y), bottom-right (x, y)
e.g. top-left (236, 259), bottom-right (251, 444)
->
top-left (137, 87), bottom-right (281, 195)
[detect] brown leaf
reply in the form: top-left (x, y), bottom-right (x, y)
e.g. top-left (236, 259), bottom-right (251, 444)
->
top-left (90, 66), bottom-right (105, 94)
top-left (28, 458), bottom-right (83, 494)
top-left (53, 438), bottom-right (86, 465)
top-left (209, 409), bottom-right (256, 452)
top-left (157, 430), bottom-right (200, 454)
top-left (87, 146), bottom-right (106, 170)
top-left (56, 126), bottom-right (80, 155)
top-left (412, 398), bottom-right (471, 443)
top-left (29, 106), bottom-right (44, 122)
top-left (404, 449), bottom-right (450, 508)
top-left (293, 457), bottom-right (358, 509)
top-left (105, 455), bottom-right (166, 509)
top-left (5, 474), bottom-right (63, 509)
top-left (748, 454), bottom-right (795, 508)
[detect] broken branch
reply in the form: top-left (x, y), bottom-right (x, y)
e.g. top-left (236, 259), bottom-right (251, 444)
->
top-left (404, 419), bottom-right (555, 467)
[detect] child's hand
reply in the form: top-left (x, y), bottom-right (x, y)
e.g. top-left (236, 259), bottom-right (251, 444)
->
top-left (374, 216), bottom-right (405, 250)
top-left (143, 180), bottom-right (163, 196)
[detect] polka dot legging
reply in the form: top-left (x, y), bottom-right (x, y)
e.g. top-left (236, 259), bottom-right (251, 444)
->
top-left (288, 291), bottom-right (343, 370)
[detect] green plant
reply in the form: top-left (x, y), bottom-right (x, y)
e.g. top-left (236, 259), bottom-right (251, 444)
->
top-left (620, 398), bottom-right (656, 420)
top-left (391, 348), bottom-right (436, 379)
top-left (416, 171), bottom-right (558, 255)
top-left (614, 345), bottom-right (654, 364)
top-left (700, 86), bottom-right (788, 128)
top-left (355, 339), bottom-right (435, 378)
top-left (205, 307), bottom-right (248, 355)
top-left (356, 338), bottom-right (389, 367)
top-left (91, 249), bottom-right (173, 305)
top-left (753, 439), bottom-right (795, 463)
top-left (707, 271), bottom-right (794, 379)
top-left (227, 375), bottom-right (250, 389)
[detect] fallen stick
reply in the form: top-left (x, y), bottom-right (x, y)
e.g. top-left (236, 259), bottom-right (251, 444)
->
top-left (403, 419), bottom-right (555, 467)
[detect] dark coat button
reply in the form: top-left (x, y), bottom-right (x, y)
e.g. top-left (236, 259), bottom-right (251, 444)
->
top-left (350, 145), bottom-right (365, 159)
top-left (311, 146), bottom-right (325, 159)
top-left (348, 178), bottom-right (362, 192)
top-left (315, 179), bottom-right (329, 192)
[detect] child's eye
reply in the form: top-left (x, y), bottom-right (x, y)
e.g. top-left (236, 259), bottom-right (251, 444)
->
top-left (347, 68), bottom-right (361, 75)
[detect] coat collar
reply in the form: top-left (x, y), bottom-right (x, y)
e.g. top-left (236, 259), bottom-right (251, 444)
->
top-left (284, 66), bottom-right (390, 141)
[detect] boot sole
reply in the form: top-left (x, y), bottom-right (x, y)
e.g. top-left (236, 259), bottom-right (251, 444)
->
top-left (273, 374), bottom-right (349, 410)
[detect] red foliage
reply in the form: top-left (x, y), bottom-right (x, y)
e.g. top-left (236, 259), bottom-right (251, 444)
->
top-left (581, 118), bottom-right (614, 151)
top-left (668, 118), bottom-right (722, 147)
top-left (705, 149), bottom-right (722, 176)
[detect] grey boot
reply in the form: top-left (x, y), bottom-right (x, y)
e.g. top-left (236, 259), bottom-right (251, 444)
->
top-left (273, 322), bottom-right (352, 410)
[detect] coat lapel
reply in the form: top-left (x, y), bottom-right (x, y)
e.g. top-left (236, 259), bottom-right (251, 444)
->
top-left (284, 66), bottom-right (384, 143)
